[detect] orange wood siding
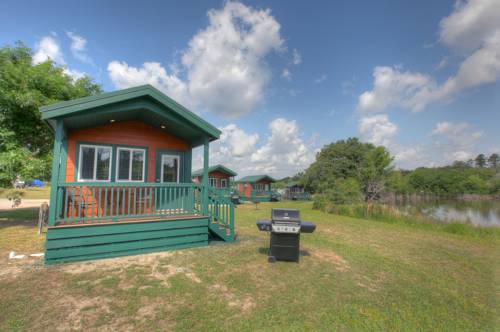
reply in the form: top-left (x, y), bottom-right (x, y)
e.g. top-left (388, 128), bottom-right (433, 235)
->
top-left (66, 120), bottom-right (188, 182)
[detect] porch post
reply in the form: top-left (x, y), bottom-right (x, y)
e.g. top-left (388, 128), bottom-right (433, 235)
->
top-left (202, 137), bottom-right (209, 215)
top-left (47, 119), bottom-right (65, 226)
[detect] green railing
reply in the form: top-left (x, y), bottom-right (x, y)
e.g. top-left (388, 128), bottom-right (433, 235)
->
top-left (207, 187), bottom-right (235, 236)
top-left (54, 182), bottom-right (203, 225)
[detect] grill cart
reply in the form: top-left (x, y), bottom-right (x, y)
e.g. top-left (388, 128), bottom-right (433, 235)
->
top-left (256, 208), bottom-right (316, 263)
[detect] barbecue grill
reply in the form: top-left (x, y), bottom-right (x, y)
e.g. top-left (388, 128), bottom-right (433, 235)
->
top-left (256, 208), bottom-right (316, 262)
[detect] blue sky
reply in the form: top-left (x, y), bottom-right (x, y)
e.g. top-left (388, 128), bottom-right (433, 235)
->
top-left (1, 0), bottom-right (499, 177)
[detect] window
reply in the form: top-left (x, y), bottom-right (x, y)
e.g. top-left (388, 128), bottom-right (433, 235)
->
top-left (161, 155), bottom-right (180, 183)
top-left (209, 178), bottom-right (217, 187)
top-left (78, 145), bottom-right (112, 181)
top-left (116, 148), bottom-right (146, 182)
top-left (220, 179), bottom-right (227, 188)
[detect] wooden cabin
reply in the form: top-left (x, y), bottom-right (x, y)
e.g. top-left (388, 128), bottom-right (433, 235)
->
top-left (283, 182), bottom-right (311, 200)
top-left (192, 164), bottom-right (237, 189)
top-left (41, 85), bottom-right (235, 264)
top-left (236, 175), bottom-right (276, 202)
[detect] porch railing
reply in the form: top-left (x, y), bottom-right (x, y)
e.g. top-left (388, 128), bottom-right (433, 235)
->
top-left (54, 182), bottom-right (203, 225)
top-left (207, 187), bottom-right (234, 234)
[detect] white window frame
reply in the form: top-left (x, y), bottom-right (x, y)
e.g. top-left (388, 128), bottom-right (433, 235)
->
top-left (220, 178), bottom-right (227, 188)
top-left (209, 178), bottom-right (217, 187)
top-left (116, 147), bottom-right (146, 182)
top-left (77, 144), bottom-right (112, 182)
top-left (160, 154), bottom-right (180, 183)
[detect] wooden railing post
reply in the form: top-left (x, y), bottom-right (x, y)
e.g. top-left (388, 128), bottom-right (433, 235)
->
top-left (202, 137), bottom-right (209, 215)
top-left (47, 120), bottom-right (65, 226)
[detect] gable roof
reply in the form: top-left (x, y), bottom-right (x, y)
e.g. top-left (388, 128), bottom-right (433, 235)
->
top-left (40, 85), bottom-right (220, 146)
top-left (192, 164), bottom-right (238, 177)
top-left (236, 175), bottom-right (276, 183)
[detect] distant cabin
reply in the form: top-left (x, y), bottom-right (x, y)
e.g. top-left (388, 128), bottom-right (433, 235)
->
top-left (192, 164), bottom-right (237, 189)
top-left (283, 182), bottom-right (310, 200)
top-left (236, 175), bottom-right (276, 202)
top-left (41, 85), bottom-right (235, 264)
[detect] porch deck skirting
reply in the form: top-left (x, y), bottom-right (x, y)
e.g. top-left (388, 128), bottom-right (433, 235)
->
top-left (45, 216), bottom-right (209, 264)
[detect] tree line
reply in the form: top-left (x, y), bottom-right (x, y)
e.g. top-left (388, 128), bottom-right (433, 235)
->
top-left (293, 139), bottom-right (499, 206)
top-left (0, 43), bottom-right (101, 187)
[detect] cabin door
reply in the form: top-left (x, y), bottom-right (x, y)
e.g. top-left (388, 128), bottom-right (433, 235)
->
top-left (156, 154), bottom-right (180, 183)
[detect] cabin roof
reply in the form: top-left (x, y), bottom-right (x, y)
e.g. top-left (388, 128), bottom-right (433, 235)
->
top-left (192, 164), bottom-right (238, 177)
top-left (236, 175), bottom-right (276, 183)
top-left (40, 85), bottom-right (220, 147)
top-left (286, 181), bottom-right (303, 188)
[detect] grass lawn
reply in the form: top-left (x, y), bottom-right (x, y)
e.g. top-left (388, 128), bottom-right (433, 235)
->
top-left (0, 202), bottom-right (498, 331)
top-left (0, 187), bottom-right (51, 199)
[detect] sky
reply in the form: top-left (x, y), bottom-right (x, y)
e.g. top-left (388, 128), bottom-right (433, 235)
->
top-left (1, 0), bottom-right (499, 178)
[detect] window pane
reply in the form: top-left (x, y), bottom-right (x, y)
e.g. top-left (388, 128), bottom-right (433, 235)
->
top-left (80, 147), bottom-right (95, 180)
top-left (131, 151), bottom-right (144, 181)
top-left (162, 156), bottom-right (178, 182)
top-left (96, 147), bottom-right (111, 180)
top-left (118, 150), bottom-right (130, 180)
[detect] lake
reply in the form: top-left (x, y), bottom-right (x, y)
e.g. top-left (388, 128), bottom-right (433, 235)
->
top-left (398, 200), bottom-right (500, 227)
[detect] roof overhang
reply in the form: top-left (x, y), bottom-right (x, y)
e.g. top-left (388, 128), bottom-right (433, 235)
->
top-left (40, 85), bottom-right (220, 147)
top-left (192, 164), bottom-right (238, 177)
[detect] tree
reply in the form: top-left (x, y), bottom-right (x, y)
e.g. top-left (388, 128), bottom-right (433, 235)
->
top-left (488, 153), bottom-right (499, 168)
top-left (475, 154), bottom-right (486, 168)
top-left (303, 138), bottom-right (393, 202)
top-left (0, 42), bottom-right (101, 186)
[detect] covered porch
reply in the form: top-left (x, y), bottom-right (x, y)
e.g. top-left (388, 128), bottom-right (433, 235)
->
top-left (41, 85), bottom-right (235, 264)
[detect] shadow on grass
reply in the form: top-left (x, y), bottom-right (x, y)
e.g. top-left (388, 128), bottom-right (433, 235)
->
top-left (0, 207), bottom-right (39, 229)
top-left (257, 246), bottom-right (311, 257)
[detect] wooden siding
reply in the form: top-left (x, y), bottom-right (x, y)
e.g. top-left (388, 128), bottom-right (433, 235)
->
top-left (193, 170), bottom-right (231, 188)
top-left (66, 120), bottom-right (188, 182)
top-left (45, 217), bottom-right (209, 264)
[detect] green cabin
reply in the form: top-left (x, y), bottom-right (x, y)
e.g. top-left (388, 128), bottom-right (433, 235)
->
top-left (42, 85), bottom-right (235, 264)
top-left (235, 175), bottom-right (277, 202)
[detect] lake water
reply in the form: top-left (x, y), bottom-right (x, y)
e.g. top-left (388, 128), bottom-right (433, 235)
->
top-left (399, 200), bottom-right (500, 227)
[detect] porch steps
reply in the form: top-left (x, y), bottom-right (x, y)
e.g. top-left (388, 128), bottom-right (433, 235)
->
top-left (208, 221), bottom-right (235, 242)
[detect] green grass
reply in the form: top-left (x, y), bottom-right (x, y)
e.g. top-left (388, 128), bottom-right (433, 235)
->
top-left (0, 187), bottom-right (50, 199)
top-left (0, 202), bottom-right (498, 331)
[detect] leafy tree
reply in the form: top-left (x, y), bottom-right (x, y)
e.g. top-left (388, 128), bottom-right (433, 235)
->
top-left (0, 42), bottom-right (101, 186)
top-left (475, 154), bottom-right (486, 168)
top-left (303, 138), bottom-right (393, 202)
top-left (488, 153), bottom-right (499, 168)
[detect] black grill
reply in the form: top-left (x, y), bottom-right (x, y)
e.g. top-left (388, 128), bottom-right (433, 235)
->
top-left (257, 208), bottom-right (316, 263)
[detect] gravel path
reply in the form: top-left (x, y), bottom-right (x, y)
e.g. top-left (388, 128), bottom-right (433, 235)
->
top-left (0, 199), bottom-right (49, 210)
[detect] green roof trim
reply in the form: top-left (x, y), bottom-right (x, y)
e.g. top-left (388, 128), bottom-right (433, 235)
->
top-left (192, 164), bottom-right (238, 177)
top-left (235, 175), bottom-right (276, 183)
top-left (40, 85), bottom-right (221, 140)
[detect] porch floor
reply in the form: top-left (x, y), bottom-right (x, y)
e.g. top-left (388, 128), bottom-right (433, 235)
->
top-left (52, 214), bottom-right (207, 228)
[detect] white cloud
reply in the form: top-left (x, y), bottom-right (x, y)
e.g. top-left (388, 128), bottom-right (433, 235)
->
top-left (108, 2), bottom-right (284, 118)
top-left (281, 68), bottom-right (292, 81)
top-left (358, 114), bottom-right (398, 147)
top-left (107, 61), bottom-right (190, 107)
top-left (439, 0), bottom-right (500, 50)
top-left (357, 66), bottom-right (437, 113)
top-left (217, 124), bottom-right (259, 157)
top-left (292, 49), bottom-right (302, 65)
top-left (66, 31), bottom-right (93, 64)
top-left (32, 35), bottom-right (86, 81)
top-left (431, 121), bottom-right (483, 162)
top-left (32, 36), bottom-right (65, 65)
top-left (193, 118), bottom-right (315, 177)
top-left (358, 0), bottom-right (500, 114)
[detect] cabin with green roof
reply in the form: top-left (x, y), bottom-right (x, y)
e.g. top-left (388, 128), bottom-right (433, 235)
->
top-left (192, 164), bottom-right (237, 189)
top-left (41, 85), bottom-right (235, 264)
top-left (235, 175), bottom-right (276, 202)
top-left (283, 182), bottom-right (311, 200)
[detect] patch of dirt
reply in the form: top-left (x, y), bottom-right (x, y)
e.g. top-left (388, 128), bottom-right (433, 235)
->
top-left (311, 249), bottom-right (351, 272)
top-left (55, 295), bottom-right (111, 331)
top-left (0, 255), bottom-right (44, 280)
top-left (60, 251), bottom-right (176, 274)
top-left (210, 283), bottom-right (256, 314)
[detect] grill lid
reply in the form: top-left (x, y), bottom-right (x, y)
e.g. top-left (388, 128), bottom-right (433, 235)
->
top-left (271, 208), bottom-right (301, 222)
